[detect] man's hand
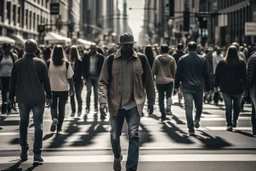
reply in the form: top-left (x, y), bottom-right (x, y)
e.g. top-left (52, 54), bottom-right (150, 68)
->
top-left (9, 100), bottom-right (17, 111)
top-left (100, 103), bottom-right (107, 120)
top-left (69, 89), bottom-right (74, 97)
top-left (148, 105), bottom-right (154, 115)
top-left (46, 98), bottom-right (53, 108)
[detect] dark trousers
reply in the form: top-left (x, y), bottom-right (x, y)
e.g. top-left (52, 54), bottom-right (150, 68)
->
top-left (221, 92), bottom-right (243, 126)
top-left (18, 103), bottom-right (45, 154)
top-left (183, 89), bottom-right (203, 133)
top-left (1, 77), bottom-right (10, 113)
top-left (70, 82), bottom-right (83, 112)
top-left (156, 82), bottom-right (173, 120)
top-left (85, 76), bottom-right (98, 110)
top-left (110, 107), bottom-right (140, 171)
top-left (51, 91), bottom-right (68, 130)
top-left (250, 86), bottom-right (256, 133)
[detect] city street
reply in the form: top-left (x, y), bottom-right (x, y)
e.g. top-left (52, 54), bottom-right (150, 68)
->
top-left (0, 92), bottom-right (256, 171)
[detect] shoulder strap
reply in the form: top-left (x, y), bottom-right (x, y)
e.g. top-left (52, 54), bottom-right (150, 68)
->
top-left (107, 54), bottom-right (114, 84)
top-left (138, 54), bottom-right (146, 83)
top-left (66, 61), bottom-right (70, 77)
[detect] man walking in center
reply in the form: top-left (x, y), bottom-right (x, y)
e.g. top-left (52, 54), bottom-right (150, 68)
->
top-left (83, 43), bottom-right (105, 114)
top-left (98, 33), bottom-right (155, 171)
top-left (9, 39), bottom-right (52, 164)
top-left (175, 41), bottom-right (210, 136)
top-left (152, 44), bottom-right (176, 122)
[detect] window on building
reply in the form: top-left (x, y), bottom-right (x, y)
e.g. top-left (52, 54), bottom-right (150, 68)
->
top-left (0, 0), bottom-right (4, 22)
top-left (13, 5), bottom-right (16, 25)
top-left (42, 0), bottom-right (44, 6)
top-left (29, 11), bottom-right (32, 29)
top-left (17, 7), bottom-right (20, 23)
top-left (25, 9), bottom-right (28, 28)
top-left (7, 2), bottom-right (11, 23)
top-left (33, 13), bottom-right (36, 30)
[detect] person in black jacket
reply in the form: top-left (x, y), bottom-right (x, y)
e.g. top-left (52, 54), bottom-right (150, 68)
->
top-left (172, 43), bottom-right (184, 64)
top-left (83, 43), bottom-right (105, 114)
top-left (215, 45), bottom-right (247, 132)
top-left (9, 39), bottom-right (52, 164)
top-left (69, 45), bottom-right (84, 116)
top-left (247, 51), bottom-right (256, 136)
top-left (175, 41), bottom-right (210, 136)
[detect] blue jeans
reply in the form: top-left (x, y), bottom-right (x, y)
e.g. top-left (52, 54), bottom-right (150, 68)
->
top-left (182, 89), bottom-right (203, 133)
top-left (18, 103), bottom-right (45, 154)
top-left (156, 82), bottom-right (173, 119)
top-left (250, 86), bottom-right (256, 133)
top-left (110, 107), bottom-right (140, 171)
top-left (221, 92), bottom-right (243, 126)
top-left (86, 76), bottom-right (98, 110)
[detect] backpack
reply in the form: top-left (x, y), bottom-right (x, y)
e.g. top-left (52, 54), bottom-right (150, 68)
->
top-left (107, 53), bottom-right (147, 86)
top-left (47, 60), bottom-right (69, 76)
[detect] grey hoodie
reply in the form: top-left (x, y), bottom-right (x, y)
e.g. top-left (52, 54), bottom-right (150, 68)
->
top-left (152, 54), bottom-right (176, 84)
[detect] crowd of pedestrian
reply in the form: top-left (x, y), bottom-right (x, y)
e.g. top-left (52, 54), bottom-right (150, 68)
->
top-left (0, 34), bottom-right (256, 170)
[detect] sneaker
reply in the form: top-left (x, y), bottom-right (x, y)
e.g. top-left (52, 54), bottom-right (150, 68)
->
top-left (85, 108), bottom-right (90, 114)
top-left (20, 149), bottom-right (28, 161)
top-left (227, 126), bottom-right (233, 131)
top-left (33, 154), bottom-right (44, 165)
top-left (70, 112), bottom-right (75, 117)
top-left (57, 128), bottom-right (62, 134)
top-left (165, 107), bottom-right (172, 115)
top-left (50, 118), bottom-right (58, 132)
top-left (189, 131), bottom-right (195, 136)
top-left (232, 121), bottom-right (237, 128)
top-left (194, 120), bottom-right (200, 128)
top-left (113, 154), bottom-right (123, 171)
top-left (158, 118), bottom-right (166, 124)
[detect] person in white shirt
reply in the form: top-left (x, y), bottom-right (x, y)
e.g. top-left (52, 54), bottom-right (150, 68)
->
top-left (47, 45), bottom-right (74, 133)
top-left (213, 47), bottom-right (223, 74)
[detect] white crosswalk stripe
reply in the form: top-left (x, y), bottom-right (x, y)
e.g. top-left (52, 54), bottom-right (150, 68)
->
top-left (1, 154), bottom-right (256, 164)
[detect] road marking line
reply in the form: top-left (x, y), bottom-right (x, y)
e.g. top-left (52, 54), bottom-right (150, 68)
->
top-left (0, 154), bottom-right (256, 164)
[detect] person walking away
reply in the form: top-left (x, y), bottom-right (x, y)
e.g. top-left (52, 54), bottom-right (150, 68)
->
top-left (246, 51), bottom-right (256, 136)
top-left (98, 33), bottom-right (155, 171)
top-left (212, 47), bottom-right (224, 105)
top-left (9, 39), bottom-right (52, 164)
top-left (68, 45), bottom-right (84, 116)
top-left (204, 47), bottom-right (214, 103)
top-left (172, 43), bottom-right (184, 103)
top-left (47, 45), bottom-right (74, 133)
top-left (0, 43), bottom-right (18, 114)
top-left (215, 45), bottom-right (247, 131)
top-left (175, 41), bottom-right (210, 136)
top-left (83, 43), bottom-right (105, 114)
top-left (152, 44), bottom-right (176, 122)
top-left (144, 45), bottom-right (155, 68)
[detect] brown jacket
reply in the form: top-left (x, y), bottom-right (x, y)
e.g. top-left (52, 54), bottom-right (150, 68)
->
top-left (98, 49), bottom-right (155, 116)
top-left (152, 54), bottom-right (176, 84)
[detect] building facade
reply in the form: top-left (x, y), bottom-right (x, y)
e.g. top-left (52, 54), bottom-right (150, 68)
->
top-left (215, 0), bottom-right (254, 46)
top-left (81, 0), bottom-right (116, 44)
top-left (0, 0), bottom-right (50, 46)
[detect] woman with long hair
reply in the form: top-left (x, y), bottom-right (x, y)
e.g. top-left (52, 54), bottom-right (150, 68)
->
top-left (0, 43), bottom-right (18, 114)
top-left (144, 45), bottom-right (155, 68)
top-left (47, 45), bottom-right (74, 133)
top-left (68, 45), bottom-right (84, 116)
top-left (215, 45), bottom-right (247, 131)
top-left (42, 47), bottom-right (52, 63)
